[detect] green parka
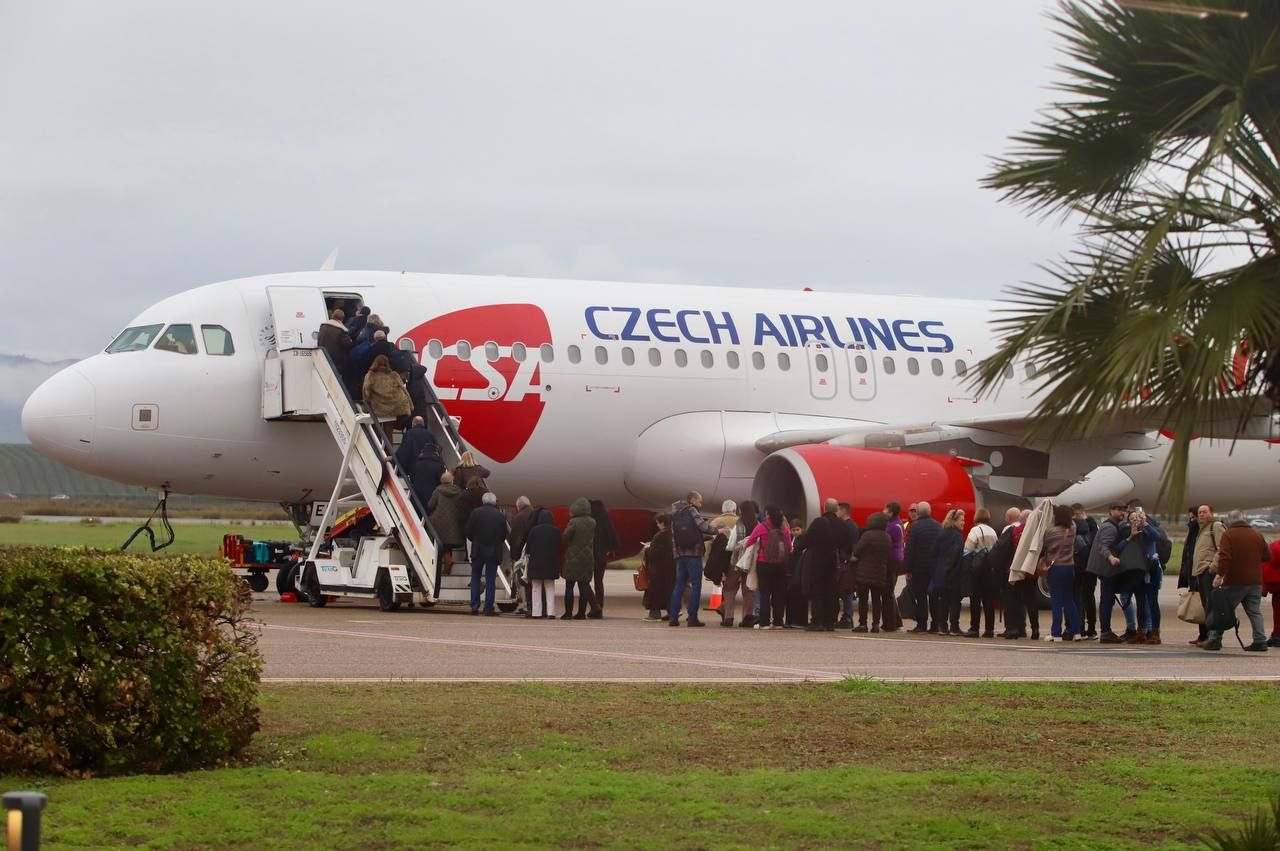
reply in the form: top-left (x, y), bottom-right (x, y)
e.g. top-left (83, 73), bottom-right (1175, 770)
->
top-left (560, 498), bottom-right (597, 583)
top-left (427, 482), bottom-right (465, 546)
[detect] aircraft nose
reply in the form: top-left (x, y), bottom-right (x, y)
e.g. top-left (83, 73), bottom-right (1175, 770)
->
top-left (22, 365), bottom-right (96, 459)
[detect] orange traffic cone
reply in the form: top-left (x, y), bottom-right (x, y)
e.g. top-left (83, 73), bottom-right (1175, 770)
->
top-left (707, 583), bottom-right (722, 613)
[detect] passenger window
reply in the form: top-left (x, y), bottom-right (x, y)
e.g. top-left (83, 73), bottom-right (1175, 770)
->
top-left (456, 340), bottom-right (472, 360)
top-left (1003, 363), bottom-right (1014, 380)
top-left (752, 352), bottom-right (765, 370)
top-left (778, 353), bottom-right (791, 371)
top-left (648, 348), bottom-right (662, 367)
top-left (1026, 363), bottom-right (1038, 379)
top-left (674, 349), bottom-right (688, 368)
top-left (595, 346), bottom-right (608, 365)
top-left (622, 346), bottom-right (635, 366)
top-left (907, 357), bottom-right (920, 376)
top-left (155, 324), bottom-right (198, 354)
top-left (512, 342), bottom-right (527, 362)
top-left (883, 357), bottom-right (897, 375)
top-left (815, 353), bottom-right (829, 372)
top-left (201, 325), bottom-right (235, 356)
top-left (106, 324), bottom-right (164, 353)
top-left (568, 345), bottom-right (581, 364)
top-left (700, 350), bottom-right (713, 368)
top-left (855, 355), bottom-right (868, 374)
top-left (428, 339), bottom-right (444, 359)
top-left (931, 358), bottom-right (943, 377)
top-left (727, 351), bottom-right (740, 370)
top-left (540, 343), bottom-right (554, 363)
top-left (484, 342), bottom-right (500, 362)
top-left (955, 359), bottom-right (968, 377)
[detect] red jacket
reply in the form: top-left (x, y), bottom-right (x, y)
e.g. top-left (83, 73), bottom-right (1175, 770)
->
top-left (1263, 538), bottom-right (1280, 586)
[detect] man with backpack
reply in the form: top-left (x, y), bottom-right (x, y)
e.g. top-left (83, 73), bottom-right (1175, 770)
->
top-left (669, 491), bottom-right (726, 627)
top-left (1204, 509), bottom-right (1271, 652)
top-left (1087, 503), bottom-right (1140, 643)
top-left (1189, 504), bottom-right (1226, 646)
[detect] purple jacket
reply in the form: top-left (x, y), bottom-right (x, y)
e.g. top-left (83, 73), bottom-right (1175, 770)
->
top-left (886, 518), bottom-right (905, 562)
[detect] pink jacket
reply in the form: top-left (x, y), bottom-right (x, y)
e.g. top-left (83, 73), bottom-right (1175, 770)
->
top-left (744, 518), bottom-right (792, 562)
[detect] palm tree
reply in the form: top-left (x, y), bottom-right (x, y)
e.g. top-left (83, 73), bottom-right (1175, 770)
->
top-left (978, 0), bottom-right (1280, 505)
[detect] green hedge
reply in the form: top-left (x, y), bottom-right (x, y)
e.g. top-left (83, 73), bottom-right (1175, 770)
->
top-left (0, 546), bottom-right (261, 776)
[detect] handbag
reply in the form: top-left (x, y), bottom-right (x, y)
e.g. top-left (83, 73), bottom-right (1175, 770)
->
top-left (735, 542), bottom-right (758, 573)
top-left (896, 586), bottom-right (916, 622)
top-left (633, 566), bottom-right (648, 592)
top-left (1176, 587), bottom-right (1204, 624)
top-left (745, 562), bottom-right (759, 592)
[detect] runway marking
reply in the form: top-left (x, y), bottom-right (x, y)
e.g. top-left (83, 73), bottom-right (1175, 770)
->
top-left (260, 674), bottom-right (1280, 684)
top-left (258, 623), bottom-right (846, 680)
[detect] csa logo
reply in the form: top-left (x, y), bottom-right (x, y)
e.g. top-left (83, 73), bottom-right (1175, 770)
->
top-left (402, 304), bottom-right (551, 463)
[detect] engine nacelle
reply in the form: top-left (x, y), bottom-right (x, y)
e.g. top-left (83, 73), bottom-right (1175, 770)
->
top-left (751, 445), bottom-right (978, 526)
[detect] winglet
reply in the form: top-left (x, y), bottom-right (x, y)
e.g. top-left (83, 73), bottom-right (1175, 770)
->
top-left (320, 248), bottom-right (339, 271)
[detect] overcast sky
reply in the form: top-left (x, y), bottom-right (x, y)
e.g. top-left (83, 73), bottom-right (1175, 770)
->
top-left (1, 0), bottom-right (1075, 364)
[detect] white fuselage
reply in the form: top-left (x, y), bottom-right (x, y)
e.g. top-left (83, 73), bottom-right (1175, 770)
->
top-left (21, 271), bottom-right (1280, 512)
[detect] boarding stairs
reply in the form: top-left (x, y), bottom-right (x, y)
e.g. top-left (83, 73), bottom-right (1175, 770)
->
top-left (268, 345), bottom-right (519, 611)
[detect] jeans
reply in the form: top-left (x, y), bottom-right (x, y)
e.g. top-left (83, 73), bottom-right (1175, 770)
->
top-left (856, 583), bottom-right (883, 628)
top-left (565, 580), bottom-right (598, 616)
top-left (1048, 564), bottom-right (1081, 637)
top-left (1005, 576), bottom-right (1040, 637)
top-left (842, 593), bottom-right (855, 623)
top-left (1207, 585), bottom-right (1267, 645)
top-left (910, 579), bottom-right (930, 629)
top-left (1143, 563), bottom-right (1163, 631)
top-left (1098, 576), bottom-right (1137, 634)
top-left (670, 556), bottom-right (703, 623)
top-left (969, 568), bottom-right (995, 634)
top-left (470, 550), bottom-right (499, 612)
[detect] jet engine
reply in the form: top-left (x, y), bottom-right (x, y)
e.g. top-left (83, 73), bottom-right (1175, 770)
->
top-left (751, 445), bottom-right (979, 526)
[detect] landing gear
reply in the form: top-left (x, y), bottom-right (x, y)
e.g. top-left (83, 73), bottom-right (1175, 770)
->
top-left (120, 488), bottom-right (175, 552)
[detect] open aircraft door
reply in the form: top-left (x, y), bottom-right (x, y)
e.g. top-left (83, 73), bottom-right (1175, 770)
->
top-left (263, 286), bottom-right (328, 419)
top-left (846, 343), bottom-right (876, 402)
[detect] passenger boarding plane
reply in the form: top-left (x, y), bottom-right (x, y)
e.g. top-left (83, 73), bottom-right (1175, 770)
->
top-left (21, 270), bottom-right (1280, 552)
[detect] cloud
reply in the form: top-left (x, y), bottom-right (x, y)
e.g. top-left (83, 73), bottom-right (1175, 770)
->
top-left (466, 243), bottom-right (704, 287)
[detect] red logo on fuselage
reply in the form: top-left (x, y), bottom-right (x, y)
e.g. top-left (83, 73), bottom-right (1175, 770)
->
top-left (402, 304), bottom-right (551, 463)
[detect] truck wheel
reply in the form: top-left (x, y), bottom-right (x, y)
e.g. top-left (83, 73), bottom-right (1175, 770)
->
top-left (1035, 575), bottom-right (1052, 610)
top-left (303, 564), bottom-right (327, 608)
top-left (376, 571), bottom-right (401, 612)
top-left (247, 571), bottom-right (270, 593)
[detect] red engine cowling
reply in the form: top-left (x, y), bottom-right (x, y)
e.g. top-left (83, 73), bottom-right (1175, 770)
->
top-left (751, 445), bottom-right (978, 526)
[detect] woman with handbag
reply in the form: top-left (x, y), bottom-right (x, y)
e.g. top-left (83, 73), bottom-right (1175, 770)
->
top-left (720, 501), bottom-right (759, 628)
top-left (851, 512), bottom-right (891, 632)
top-left (642, 513), bottom-right (677, 621)
top-left (881, 502), bottom-right (906, 632)
top-left (1041, 503), bottom-right (1081, 641)
top-left (931, 510), bottom-right (966, 635)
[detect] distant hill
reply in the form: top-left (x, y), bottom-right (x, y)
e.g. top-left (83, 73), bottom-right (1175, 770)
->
top-left (0, 443), bottom-right (150, 498)
top-left (1, 353), bottom-right (80, 443)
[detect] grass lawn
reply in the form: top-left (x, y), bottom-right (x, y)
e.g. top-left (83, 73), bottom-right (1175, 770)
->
top-left (0, 520), bottom-right (296, 556)
top-left (6, 682), bottom-right (1279, 849)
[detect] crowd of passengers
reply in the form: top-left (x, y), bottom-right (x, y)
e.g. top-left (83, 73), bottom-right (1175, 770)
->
top-left (317, 306), bottom-right (435, 421)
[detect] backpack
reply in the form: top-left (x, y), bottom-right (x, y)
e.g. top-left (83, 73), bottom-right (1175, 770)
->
top-left (765, 526), bottom-right (788, 564)
top-left (988, 527), bottom-right (1016, 575)
top-left (967, 546), bottom-right (992, 581)
top-left (1155, 530), bottom-right (1173, 565)
top-left (672, 505), bottom-right (703, 550)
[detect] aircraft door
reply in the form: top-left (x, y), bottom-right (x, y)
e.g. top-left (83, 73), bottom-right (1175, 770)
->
top-left (847, 343), bottom-right (876, 401)
top-left (805, 342), bottom-right (837, 400)
top-left (264, 286), bottom-right (328, 417)
top-left (266, 286), bottom-right (327, 350)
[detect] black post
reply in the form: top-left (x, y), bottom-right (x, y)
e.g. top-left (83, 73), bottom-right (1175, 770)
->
top-left (4, 791), bottom-right (47, 851)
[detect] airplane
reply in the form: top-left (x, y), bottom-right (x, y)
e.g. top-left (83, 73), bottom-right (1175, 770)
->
top-left (21, 269), bottom-right (1280, 555)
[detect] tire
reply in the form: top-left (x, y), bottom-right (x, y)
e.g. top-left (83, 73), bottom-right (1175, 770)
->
top-left (276, 561), bottom-right (299, 596)
top-left (303, 563), bottom-right (327, 608)
top-left (1035, 575), bottom-right (1052, 610)
top-left (497, 601), bottom-right (518, 614)
top-left (247, 571), bottom-right (270, 593)
top-left (376, 571), bottom-right (401, 612)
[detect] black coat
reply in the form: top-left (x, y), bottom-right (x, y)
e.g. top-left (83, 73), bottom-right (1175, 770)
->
top-left (508, 507), bottom-right (536, 560)
top-left (851, 529), bottom-right (891, 588)
top-left (523, 512), bottom-right (562, 580)
top-left (797, 512), bottom-right (844, 572)
top-left (396, 426), bottom-right (436, 474)
top-left (466, 503), bottom-right (510, 558)
top-left (411, 453), bottom-right (446, 512)
top-left (904, 516), bottom-right (943, 589)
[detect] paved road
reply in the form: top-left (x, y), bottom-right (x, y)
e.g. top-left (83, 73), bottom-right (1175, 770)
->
top-left (254, 573), bottom-right (1279, 683)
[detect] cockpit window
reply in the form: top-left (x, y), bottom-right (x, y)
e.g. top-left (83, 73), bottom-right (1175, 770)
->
top-left (105, 324), bottom-right (164, 353)
top-left (201, 325), bottom-right (235, 356)
top-left (155, 324), bottom-right (198, 354)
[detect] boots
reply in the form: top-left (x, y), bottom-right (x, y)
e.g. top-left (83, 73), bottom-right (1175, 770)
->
top-left (1127, 628), bottom-right (1147, 644)
top-left (1144, 629), bottom-right (1161, 645)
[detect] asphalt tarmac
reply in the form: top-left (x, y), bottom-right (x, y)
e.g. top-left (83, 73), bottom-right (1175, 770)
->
top-left (254, 572), bottom-right (1279, 683)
